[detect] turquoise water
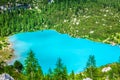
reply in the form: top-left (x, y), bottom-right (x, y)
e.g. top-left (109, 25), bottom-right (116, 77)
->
top-left (9, 30), bottom-right (120, 73)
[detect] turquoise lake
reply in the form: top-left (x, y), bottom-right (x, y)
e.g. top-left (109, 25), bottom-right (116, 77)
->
top-left (9, 30), bottom-right (120, 73)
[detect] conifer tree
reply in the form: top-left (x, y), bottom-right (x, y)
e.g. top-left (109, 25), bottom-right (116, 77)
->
top-left (24, 50), bottom-right (43, 80)
top-left (53, 58), bottom-right (68, 80)
top-left (45, 68), bottom-right (53, 80)
top-left (118, 56), bottom-right (120, 64)
top-left (117, 56), bottom-right (120, 78)
top-left (85, 55), bottom-right (97, 79)
top-left (14, 60), bottom-right (23, 73)
top-left (69, 70), bottom-right (75, 80)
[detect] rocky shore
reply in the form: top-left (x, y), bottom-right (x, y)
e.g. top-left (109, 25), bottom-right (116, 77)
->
top-left (0, 37), bottom-right (15, 63)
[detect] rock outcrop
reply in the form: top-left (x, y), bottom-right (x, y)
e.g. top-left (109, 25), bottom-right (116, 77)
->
top-left (0, 73), bottom-right (14, 80)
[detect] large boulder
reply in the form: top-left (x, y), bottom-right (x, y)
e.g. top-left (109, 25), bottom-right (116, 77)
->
top-left (0, 73), bottom-right (14, 80)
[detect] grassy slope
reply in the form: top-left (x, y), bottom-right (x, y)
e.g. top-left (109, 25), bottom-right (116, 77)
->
top-left (0, 1), bottom-right (120, 43)
top-left (0, 0), bottom-right (120, 63)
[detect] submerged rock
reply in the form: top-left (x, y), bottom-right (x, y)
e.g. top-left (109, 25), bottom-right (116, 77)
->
top-left (0, 73), bottom-right (14, 80)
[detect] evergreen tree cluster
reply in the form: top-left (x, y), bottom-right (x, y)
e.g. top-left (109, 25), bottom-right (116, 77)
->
top-left (0, 0), bottom-right (120, 43)
top-left (0, 51), bottom-right (120, 80)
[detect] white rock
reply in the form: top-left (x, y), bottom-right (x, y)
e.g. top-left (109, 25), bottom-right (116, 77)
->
top-left (0, 73), bottom-right (14, 80)
top-left (104, 14), bottom-right (107, 17)
top-left (106, 10), bottom-right (109, 12)
top-left (83, 77), bottom-right (92, 80)
top-left (51, 0), bottom-right (54, 3)
top-left (90, 31), bottom-right (94, 34)
top-left (64, 19), bottom-right (67, 23)
top-left (102, 66), bottom-right (112, 72)
top-left (76, 22), bottom-right (79, 25)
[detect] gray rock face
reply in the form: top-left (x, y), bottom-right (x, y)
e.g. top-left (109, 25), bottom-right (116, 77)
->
top-left (0, 73), bottom-right (14, 80)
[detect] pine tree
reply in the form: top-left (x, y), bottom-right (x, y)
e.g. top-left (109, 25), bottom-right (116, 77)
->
top-left (69, 70), bottom-right (75, 80)
top-left (53, 58), bottom-right (68, 80)
top-left (14, 60), bottom-right (23, 73)
top-left (45, 68), bottom-right (53, 80)
top-left (118, 56), bottom-right (120, 64)
top-left (85, 55), bottom-right (97, 79)
top-left (36, 65), bottom-right (43, 80)
top-left (62, 66), bottom-right (68, 80)
top-left (117, 56), bottom-right (120, 78)
top-left (86, 55), bottom-right (96, 68)
top-left (24, 50), bottom-right (43, 80)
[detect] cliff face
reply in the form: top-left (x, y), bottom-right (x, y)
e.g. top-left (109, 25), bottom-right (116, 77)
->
top-left (0, 73), bottom-right (14, 80)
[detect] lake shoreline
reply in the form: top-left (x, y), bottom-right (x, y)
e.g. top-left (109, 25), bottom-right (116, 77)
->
top-left (1, 31), bottom-right (120, 65)
top-left (0, 37), bottom-right (15, 64)
top-left (7, 30), bottom-right (120, 73)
